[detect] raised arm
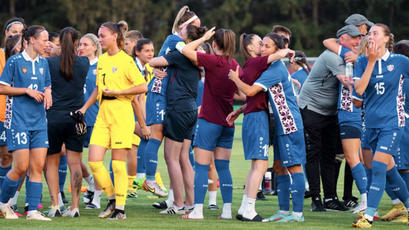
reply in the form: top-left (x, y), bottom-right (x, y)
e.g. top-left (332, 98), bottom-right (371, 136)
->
top-left (355, 42), bottom-right (378, 95)
top-left (268, 48), bottom-right (295, 64)
top-left (228, 66), bottom-right (263, 97)
top-left (323, 38), bottom-right (341, 54)
top-left (180, 27), bottom-right (216, 64)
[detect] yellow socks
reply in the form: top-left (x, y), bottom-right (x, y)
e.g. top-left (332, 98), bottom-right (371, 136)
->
top-left (112, 160), bottom-right (128, 206)
top-left (128, 175), bottom-right (136, 191)
top-left (88, 161), bottom-right (114, 198)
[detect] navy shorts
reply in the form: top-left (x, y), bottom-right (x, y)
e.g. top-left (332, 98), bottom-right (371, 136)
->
top-left (193, 118), bottom-right (234, 151)
top-left (366, 127), bottom-right (402, 156)
top-left (396, 123), bottom-right (409, 170)
top-left (242, 111), bottom-right (269, 160)
top-left (48, 122), bottom-right (84, 154)
top-left (146, 93), bottom-right (166, 126)
top-left (361, 125), bottom-right (371, 150)
top-left (163, 110), bottom-right (197, 142)
top-left (340, 125), bottom-right (362, 139)
top-left (6, 128), bottom-right (48, 151)
top-left (273, 130), bottom-right (306, 167)
top-left (0, 121), bottom-right (6, 146)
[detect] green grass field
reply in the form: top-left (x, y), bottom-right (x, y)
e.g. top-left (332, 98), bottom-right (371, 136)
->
top-left (3, 115), bottom-right (408, 229)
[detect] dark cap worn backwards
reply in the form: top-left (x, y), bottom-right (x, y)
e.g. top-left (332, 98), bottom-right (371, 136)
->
top-left (336, 25), bottom-right (363, 38)
top-left (345, 14), bottom-right (374, 27)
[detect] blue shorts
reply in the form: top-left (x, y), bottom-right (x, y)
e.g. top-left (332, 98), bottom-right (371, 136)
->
top-left (146, 93), bottom-right (166, 126)
top-left (193, 118), bottom-right (234, 151)
top-left (83, 126), bottom-right (93, 148)
top-left (396, 124), bottom-right (409, 170)
top-left (0, 122), bottom-right (6, 146)
top-left (366, 127), bottom-right (402, 156)
top-left (340, 125), bottom-right (362, 139)
top-left (242, 111), bottom-right (269, 160)
top-left (6, 128), bottom-right (48, 151)
top-left (273, 130), bottom-right (306, 167)
top-left (361, 125), bottom-right (371, 150)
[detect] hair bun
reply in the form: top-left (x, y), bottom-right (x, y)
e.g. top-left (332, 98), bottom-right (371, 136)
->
top-left (117, 20), bottom-right (128, 34)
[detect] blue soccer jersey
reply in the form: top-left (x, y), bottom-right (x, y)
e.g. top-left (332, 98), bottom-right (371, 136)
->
top-left (337, 46), bottom-right (362, 128)
top-left (0, 51), bottom-right (51, 130)
top-left (254, 60), bottom-right (303, 135)
top-left (84, 58), bottom-right (99, 126)
top-left (354, 51), bottom-right (409, 128)
top-left (147, 34), bottom-right (183, 96)
top-left (291, 68), bottom-right (308, 88)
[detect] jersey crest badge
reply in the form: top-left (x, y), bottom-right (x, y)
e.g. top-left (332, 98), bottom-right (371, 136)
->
top-left (387, 65), bottom-right (394, 72)
top-left (39, 68), bottom-right (44, 75)
top-left (112, 67), bottom-right (118, 73)
top-left (22, 67), bottom-right (27, 74)
top-left (93, 69), bottom-right (97, 75)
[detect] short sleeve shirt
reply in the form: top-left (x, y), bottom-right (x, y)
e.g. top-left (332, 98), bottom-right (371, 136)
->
top-left (242, 56), bottom-right (269, 114)
top-left (298, 50), bottom-right (345, 116)
top-left (96, 50), bottom-right (146, 103)
top-left (164, 50), bottom-right (200, 111)
top-left (197, 53), bottom-right (241, 127)
top-left (84, 59), bottom-right (99, 126)
top-left (255, 61), bottom-right (303, 135)
top-left (0, 51), bottom-right (51, 130)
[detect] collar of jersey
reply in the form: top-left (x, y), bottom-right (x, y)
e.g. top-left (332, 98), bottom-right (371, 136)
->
top-left (90, 57), bottom-right (98, 66)
top-left (22, 50), bottom-right (40, 63)
top-left (380, 50), bottom-right (390, 61)
top-left (135, 57), bottom-right (145, 72)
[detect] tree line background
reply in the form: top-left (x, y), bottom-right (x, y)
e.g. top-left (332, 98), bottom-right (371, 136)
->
top-left (1, 0), bottom-right (408, 58)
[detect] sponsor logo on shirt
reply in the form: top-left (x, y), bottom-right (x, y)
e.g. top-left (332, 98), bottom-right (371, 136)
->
top-left (39, 68), bottom-right (44, 75)
top-left (93, 69), bottom-right (97, 75)
top-left (112, 67), bottom-right (118, 73)
top-left (380, 146), bottom-right (388, 151)
top-left (22, 67), bottom-right (27, 74)
top-left (387, 64), bottom-right (394, 72)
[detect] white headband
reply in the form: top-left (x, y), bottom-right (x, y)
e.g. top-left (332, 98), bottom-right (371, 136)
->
top-left (10, 37), bottom-right (22, 53)
top-left (6, 21), bottom-right (23, 31)
top-left (179, 15), bottom-right (199, 29)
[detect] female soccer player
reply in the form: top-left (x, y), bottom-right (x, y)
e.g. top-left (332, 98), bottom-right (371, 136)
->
top-left (0, 17), bottom-right (26, 195)
top-left (77, 33), bottom-right (102, 209)
top-left (45, 27), bottom-right (89, 217)
top-left (290, 51), bottom-right (310, 93)
top-left (178, 27), bottom-right (240, 220)
top-left (78, 21), bottom-right (147, 220)
top-left (0, 25), bottom-right (52, 221)
top-left (352, 24), bottom-right (409, 228)
top-left (140, 6), bottom-right (200, 210)
top-left (150, 24), bottom-right (207, 215)
top-left (227, 33), bottom-right (294, 222)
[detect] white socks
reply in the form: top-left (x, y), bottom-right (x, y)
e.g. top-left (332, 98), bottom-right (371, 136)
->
top-left (186, 204), bottom-right (204, 219)
top-left (165, 189), bottom-right (174, 207)
top-left (92, 190), bottom-right (101, 208)
top-left (136, 173), bottom-right (146, 180)
top-left (9, 191), bottom-right (19, 206)
top-left (243, 198), bottom-right (257, 219)
top-left (237, 194), bottom-right (248, 215)
top-left (208, 191), bottom-right (217, 206)
top-left (84, 175), bottom-right (95, 192)
top-left (221, 203), bottom-right (232, 219)
top-left (58, 192), bottom-right (64, 207)
top-left (392, 199), bottom-right (402, 205)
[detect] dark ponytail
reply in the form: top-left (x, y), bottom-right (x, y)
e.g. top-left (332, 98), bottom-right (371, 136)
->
top-left (5, 34), bottom-right (22, 60)
top-left (213, 28), bottom-right (236, 61)
top-left (101, 21), bottom-right (128, 50)
top-left (293, 50), bottom-right (310, 74)
top-left (239, 33), bottom-right (256, 61)
top-left (186, 25), bottom-right (207, 42)
top-left (59, 27), bottom-right (80, 81)
top-left (22, 25), bottom-right (45, 44)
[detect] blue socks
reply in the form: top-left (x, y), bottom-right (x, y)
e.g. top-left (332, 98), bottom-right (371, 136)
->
top-left (399, 171), bottom-right (409, 192)
top-left (290, 173), bottom-right (305, 213)
top-left (27, 181), bottom-right (42, 211)
top-left (351, 163), bottom-right (367, 194)
top-left (0, 166), bottom-right (11, 190)
top-left (194, 162), bottom-right (209, 204)
top-left (385, 180), bottom-right (398, 200)
top-left (366, 161), bottom-right (387, 217)
top-left (386, 167), bottom-right (409, 208)
top-left (137, 139), bottom-right (148, 175)
top-left (0, 176), bottom-right (19, 204)
top-left (277, 174), bottom-right (290, 211)
top-left (58, 155), bottom-right (68, 192)
top-left (365, 168), bottom-right (372, 192)
top-left (145, 138), bottom-right (161, 181)
top-left (215, 159), bottom-right (233, 203)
